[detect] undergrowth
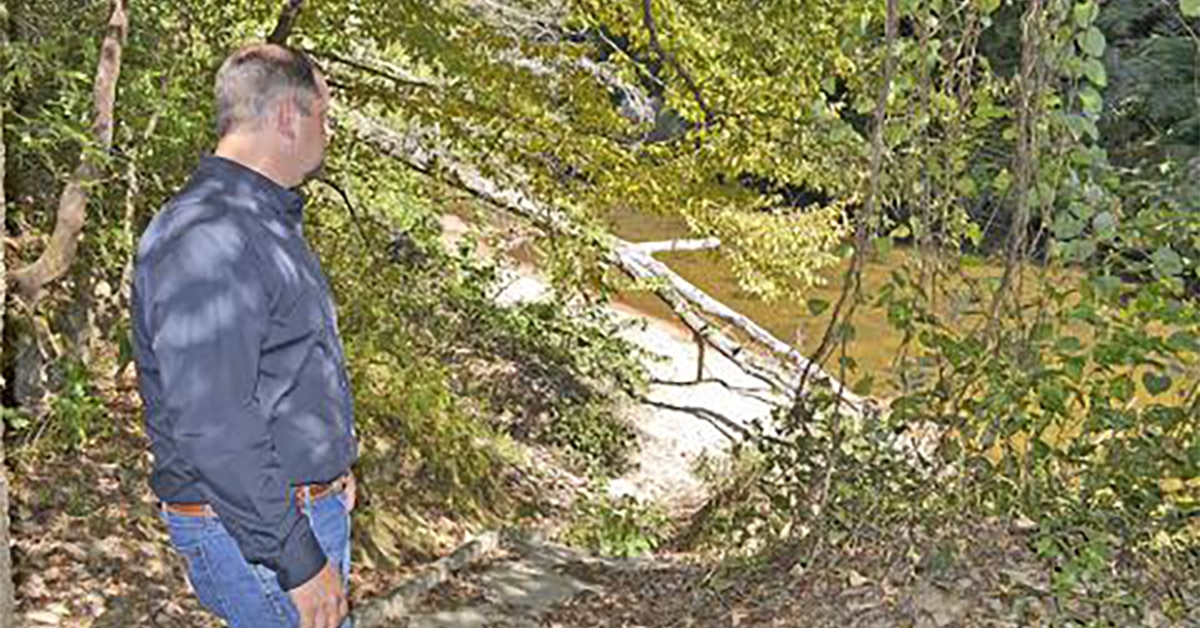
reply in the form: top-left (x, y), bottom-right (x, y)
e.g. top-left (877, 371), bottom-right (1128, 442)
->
top-left (305, 145), bottom-right (647, 522)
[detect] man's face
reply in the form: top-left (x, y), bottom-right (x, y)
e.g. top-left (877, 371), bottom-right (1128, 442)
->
top-left (296, 71), bottom-right (331, 183)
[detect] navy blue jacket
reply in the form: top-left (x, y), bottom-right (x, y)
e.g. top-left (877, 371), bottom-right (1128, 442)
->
top-left (132, 155), bottom-right (358, 591)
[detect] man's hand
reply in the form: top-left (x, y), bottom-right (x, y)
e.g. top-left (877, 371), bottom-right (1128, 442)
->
top-left (343, 472), bottom-right (356, 513)
top-left (289, 561), bottom-right (348, 628)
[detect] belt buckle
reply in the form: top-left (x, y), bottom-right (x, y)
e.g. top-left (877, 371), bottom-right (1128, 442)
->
top-left (298, 472), bottom-right (347, 503)
top-left (162, 501), bottom-right (215, 517)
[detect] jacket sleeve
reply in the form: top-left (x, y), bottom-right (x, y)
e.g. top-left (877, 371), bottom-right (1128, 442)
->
top-left (149, 215), bottom-right (326, 591)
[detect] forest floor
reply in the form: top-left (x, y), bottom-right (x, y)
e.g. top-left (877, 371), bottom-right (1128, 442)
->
top-left (387, 242), bottom-right (1196, 628)
top-left (10, 218), bottom-right (1197, 627)
top-left (6, 254), bottom-right (782, 626)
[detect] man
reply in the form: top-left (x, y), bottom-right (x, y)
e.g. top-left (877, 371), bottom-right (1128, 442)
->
top-left (131, 44), bottom-right (357, 628)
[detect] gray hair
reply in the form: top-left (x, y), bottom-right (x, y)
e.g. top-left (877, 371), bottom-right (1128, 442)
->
top-left (214, 44), bottom-right (320, 137)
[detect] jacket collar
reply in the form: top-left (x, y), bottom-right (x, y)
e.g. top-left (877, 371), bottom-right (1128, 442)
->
top-left (197, 155), bottom-right (305, 222)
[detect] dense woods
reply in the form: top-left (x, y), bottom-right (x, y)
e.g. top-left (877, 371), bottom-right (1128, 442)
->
top-left (1, 0), bottom-right (1198, 625)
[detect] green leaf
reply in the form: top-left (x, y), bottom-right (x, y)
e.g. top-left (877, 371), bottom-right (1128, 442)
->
top-left (1079, 27), bottom-right (1107, 58)
top-left (993, 168), bottom-right (1013, 193)
top-left (1074, 2), bottom-right (1099, 27)
top-left (1143, 372), bottom-right (1173, 396)
top-left (852, 375), bottom-right (875, 396)
top-left (1079, 86), bottom-right (1104, 115)
top-left (807, 298), bottom-right (830, 316)
top-left (1055, 336), bottom-right (1084, 353)
top-left (956, 175), bottom-right (979, 197)
top-left (1064, 114), bottom-right (1099, 141)
top-left (1092, 211), bottom-right (1117, 234)
top-left (1151, 246), bottom-right (1185, 278)
top-left (1052, 214), bottom-right (1085, 240)
top-left (966, 223), bottom-right (983, 248)
top-left (1080, 116), bottom-right (1100, 141)
top-left (1183, 0), bottom-right (1200, 18)
top-left (1066, 239), bottom-right (1097, 262)
top-left (873, 235), bottom-right (895, 259)
top-left (1091, 275), bottom-right (1122, 299)
top-left (1167, 331), bottom-right (1200, 353)
top-left (1064, 357), bottom-right (1086, 382)
top-left (1111, 376), bottom-right (1135, 402)
top-left (1082, 58), bottom-right (1107, 87)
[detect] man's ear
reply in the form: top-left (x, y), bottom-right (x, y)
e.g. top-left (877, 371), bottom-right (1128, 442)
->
top-left (274, 96), bottom-right (300, 141)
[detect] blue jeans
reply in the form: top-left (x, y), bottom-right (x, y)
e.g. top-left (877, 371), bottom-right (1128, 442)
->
top-left (161, 490), bottom-right (353, 628)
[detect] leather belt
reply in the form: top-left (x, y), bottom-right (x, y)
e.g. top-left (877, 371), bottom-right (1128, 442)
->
top-left (162, 473), bottom-right (351, 518)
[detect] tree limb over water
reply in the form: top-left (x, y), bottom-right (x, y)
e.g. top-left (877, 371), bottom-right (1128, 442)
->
top-left (344, 110), bottom-right (869, 415)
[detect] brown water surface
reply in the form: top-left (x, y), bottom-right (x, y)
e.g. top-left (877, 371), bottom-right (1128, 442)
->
top-left (609, 206), bottom-right (993, 393)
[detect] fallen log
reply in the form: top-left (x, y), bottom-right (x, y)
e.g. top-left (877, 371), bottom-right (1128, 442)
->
top-left (631, 238), bottom-right (721, 254)
top-left (353, 531), bottom-right (502, 627)
top-left (345, 112), bottom-right (866, 412)
top-left (613, 246), bottom-right (792, 392)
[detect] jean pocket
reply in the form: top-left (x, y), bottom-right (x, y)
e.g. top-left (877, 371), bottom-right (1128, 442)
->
top-left (162, 511), bottom-right (213, 550)
top-left (173, 539), bottom-right (232, 619)
top-left (335, 489), bottom-right (353, 515)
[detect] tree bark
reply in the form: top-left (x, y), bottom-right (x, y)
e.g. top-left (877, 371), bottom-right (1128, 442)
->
top-left (0, 0), bottom-right (17, 620)
top-left (630, 238), bottom-right (720, 254)
top-left (267, 0), bottom-right (304, 45)
top-left (7, 0), bottom-right (128, 306)
top-left (354, 531), bottom-right (501, 627)
top-left (987, 0), bottom-right (1043, 331)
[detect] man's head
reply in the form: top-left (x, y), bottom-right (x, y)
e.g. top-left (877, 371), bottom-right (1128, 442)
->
top-left (214, 44), bottom-right (331, 187)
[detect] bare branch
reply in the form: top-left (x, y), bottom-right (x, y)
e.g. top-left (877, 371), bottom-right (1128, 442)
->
top-left (641, 0), bottom-right (716, 125)
top-left (306, 48), bottom-right (440, 90)
top-left (631, 238), bottom-right (721, 254)
top-left (987, 0), bottom-right (1043, 332)
top-left (8, 0), bottom-right (128, 305)
top-left (799, 0), bottom-right (899, 395)
top-left (267, 0), bottom-right (304, 45)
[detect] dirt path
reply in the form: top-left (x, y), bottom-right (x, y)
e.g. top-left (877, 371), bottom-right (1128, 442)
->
top-left (603, 305), bottom-right (781, 508)
top-left (487, 251), bottom-right (781, 510)
top-left (388, 259), bottom-right (786, 627)
top-left (349, 225), bottom-right (782, 625)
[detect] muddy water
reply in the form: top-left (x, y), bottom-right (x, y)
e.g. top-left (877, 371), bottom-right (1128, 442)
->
top-left (604, 206), bottom-right (1014, 395)
top-left (604, 206), bottom-right (1194, 411)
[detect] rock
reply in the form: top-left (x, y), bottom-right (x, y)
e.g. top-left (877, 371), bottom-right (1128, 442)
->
top-left (26, 608), bottom-right (66, 625)
top-left (847, 569), bottom-right (871, 588)
top-left (913, 582), bottom-right (966, 628)
top-left (478, 561), bottom-right (598, 609)
top-left (409, 607), bottom-right (496, 628)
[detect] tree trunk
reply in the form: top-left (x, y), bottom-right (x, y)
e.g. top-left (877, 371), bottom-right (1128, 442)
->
top-left (0, 0), bottom-right (18, 621)
top-left (267, 0), bottom-right (304, 45)
top-left (630, 238), bottom-right (720, 254)
top-left (7, 0), bottom-right (127, 306)
top-left (987, 0), bottom-right (1043, 330)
